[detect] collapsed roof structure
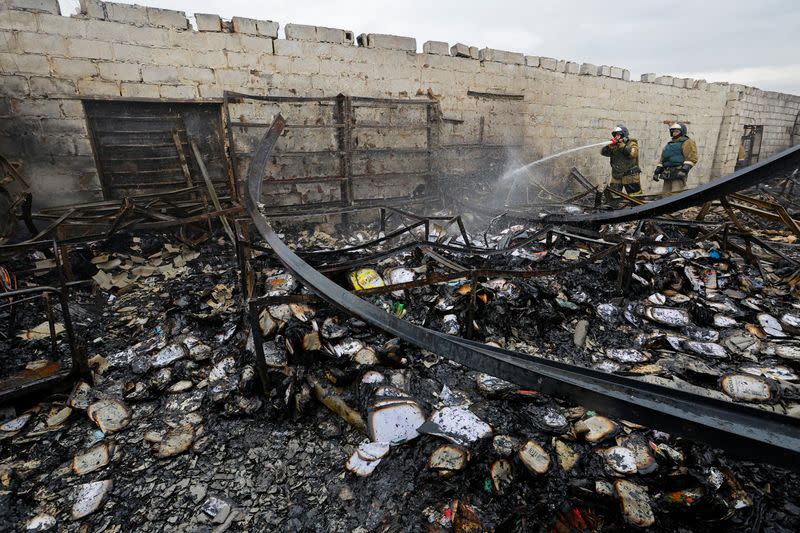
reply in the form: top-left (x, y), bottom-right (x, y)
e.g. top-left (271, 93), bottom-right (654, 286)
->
top-left (3, 1), bottom-right (800, 531)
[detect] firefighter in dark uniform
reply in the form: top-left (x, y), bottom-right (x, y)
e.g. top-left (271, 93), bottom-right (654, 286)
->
top-left (653, 122), bottom-right (699, 193)
top-left (601, 125), bottom-right (642, 196)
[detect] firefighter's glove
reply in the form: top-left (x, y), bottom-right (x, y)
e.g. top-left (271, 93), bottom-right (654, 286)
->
top-left (652, 166), bottom-right (663, 182)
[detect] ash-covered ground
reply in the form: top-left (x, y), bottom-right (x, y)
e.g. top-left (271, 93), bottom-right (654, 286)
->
top-left (2, 205), bottom-right (800, 532)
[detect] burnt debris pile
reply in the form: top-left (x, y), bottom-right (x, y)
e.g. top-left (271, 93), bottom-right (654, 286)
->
top-left (3, 153), bottom-right (800, 530)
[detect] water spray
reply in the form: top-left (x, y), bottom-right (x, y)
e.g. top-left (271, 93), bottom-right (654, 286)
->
top-left (503, 141), bottom-right (608, 205)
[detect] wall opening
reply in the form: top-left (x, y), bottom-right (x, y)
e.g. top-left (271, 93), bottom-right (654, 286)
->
top-left (735, 125), bottom-right (763, 170)
top-left (83, 100), bottom-right (229, 200)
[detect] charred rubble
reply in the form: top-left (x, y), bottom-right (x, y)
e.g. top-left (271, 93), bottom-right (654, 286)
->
top-left (3, 158), bottom-right (800, 532)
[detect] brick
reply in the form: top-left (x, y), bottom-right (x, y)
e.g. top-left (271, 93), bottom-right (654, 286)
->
top-left (159, 84), bottom-right (198, 99)
top-left (37, 13), bottom-right (86, 37)
top-left (450, 43), bottom-right (471, 58)
top-left (59, 100), bottom-right (84, 117)
top-left (76, 78), bottom-right (120, 96)
top-left (74, 138), bottom-right (93, 156)
top-left (249, 69), bottom-right (273, 85)
top-left (610, 66), bottom-right (624, 79)
top-left (359, 33), bottom-right (415, 52)
top-left (0, 97), bottom-right (11, 116)
top-left (120, 82), bottom-right (159, 98)
top-left (556, 60), bottom-right (566, 73)
top-left (255, 19), bottom-right (279, 38)
top-left (112, 43), bottom-right (152, 62)
top-left (84, 19), bottom-right (132, 42)
top-left (141, 65), bottom-right (179, 83)
top-left (622, 69), bottom-right (630, 82)
top-left (640, 73), bottom-right (656, 83)
top-left (121, 24), bottom-right (170, 46)
top-left (64, 39), bottom-right (109, 60)
top-left (146, 7), bottom-right (188, 29)
top-left (539, 57), bottom-right (557, 71)
top-left (16, 31), bottom-right (66, 54)
top-left (169, 28), bottom-right (208, 51)
top-left (215, 68), bottom-right (250, 86)
top-left (0, 116), bottom-right (39, 137)
top-left (597, 65), bottom-right (611, 77)
top-left (317, 26), bottom-right (353, 44)
top-left (8, 0), bottom-right (60, 14)
top-left (287, 55), bottom-right (321, 73)
top-left (0, 75), bottom-right (28, 97)
top-left (468, 46), bottom-right (479, 59)
top-left (148, 47), bottom-right (193, 66)
top-left (177, 66), bottom-right (214, 83)
top-left (284, 23), bottom-right (316, 41)
top-left (273, 39), bottom-right (307, 57)
top-left (104, 2), bottom-right (148, 25)
top-left (579, 63), bottom-right (598, 76)
top-left (237, 34), bottom-right (274, 54)
top-left (525, 55), bottom-right (540, 68)
top-left (98, 61), bottom-right (141, 81)
top-left (29, 76), bottom-right (75, 96)
top-left (479, 48), bottom-right (524, 65)
top-left (11, 98), bottom-right (61, 117)
top-left (423, 40), bottom-right (449, 56)
top-left (225, 50), bottom-right (262, 68)
top-left (0, 9), bottom-right (38, 31)
top-left (672, 78), bottom-right (685, 88)
top-left (232, 17), bottom-right (278, 38)
top-left (195, 13), bottom-right (222, 32)
top-left (655, 76), bottom-right (673, 86)
top-left (197, 83), bottom-right (222, 98)
top-left (191, 50), bottom-right (227, 68)
top-left (52, 57), bottom-right (97, 78)
top-left (565, 61), bottom-right (579, 74)
top-left (277, 73), bottom-right (312, 91)
top-left (0, 52), bottom-right (50, 75)
top-left (40, 118), bottom-right (86, 134)
top-left (0, 31), bottom-right (18, 55)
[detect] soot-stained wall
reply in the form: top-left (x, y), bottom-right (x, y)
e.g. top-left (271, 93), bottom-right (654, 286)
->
top-left (1, 0), bottom-right (799, 207)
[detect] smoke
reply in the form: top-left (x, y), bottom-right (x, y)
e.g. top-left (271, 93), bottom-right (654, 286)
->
top-left (498, 142), bottom-right (607, 207)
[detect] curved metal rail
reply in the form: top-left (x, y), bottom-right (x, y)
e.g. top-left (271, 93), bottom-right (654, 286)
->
top-left (244, 115), bottom-right (800, 470)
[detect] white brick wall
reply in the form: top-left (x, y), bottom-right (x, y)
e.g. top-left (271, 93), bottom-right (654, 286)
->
top-left (0, 1), bottom-right (798, 207)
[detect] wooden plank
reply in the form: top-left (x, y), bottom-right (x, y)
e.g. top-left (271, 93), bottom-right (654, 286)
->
top-left (190, 139), bottom-right (235, 241)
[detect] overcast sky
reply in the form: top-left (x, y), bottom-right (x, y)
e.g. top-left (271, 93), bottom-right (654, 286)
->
top-left (59, 0), bottom-right (800, 95)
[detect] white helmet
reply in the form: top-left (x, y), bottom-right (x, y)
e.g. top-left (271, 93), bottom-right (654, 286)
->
top-left (669, 123), bottom-right (687, 136)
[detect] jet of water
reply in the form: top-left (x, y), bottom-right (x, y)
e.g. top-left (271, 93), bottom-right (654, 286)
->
top-left (502, 141), bottom-right (609, 204)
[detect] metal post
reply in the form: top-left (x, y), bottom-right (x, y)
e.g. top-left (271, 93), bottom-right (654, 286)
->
top-left (465, 270), bottom-right (478, 340)
top-left (43, 293), bottom-right (58, 357)
top-left (52, 238), bottom-right (86, 378)
top-left (335, 94), bottom-right (353, 227)
top-left (234, 220), bottom-right (270, 397)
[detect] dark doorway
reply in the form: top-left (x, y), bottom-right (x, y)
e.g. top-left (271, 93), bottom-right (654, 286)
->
top-left (735, 125), bottom-right (763, 170)
top-left (83, 100), bottom-right (229, 199)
